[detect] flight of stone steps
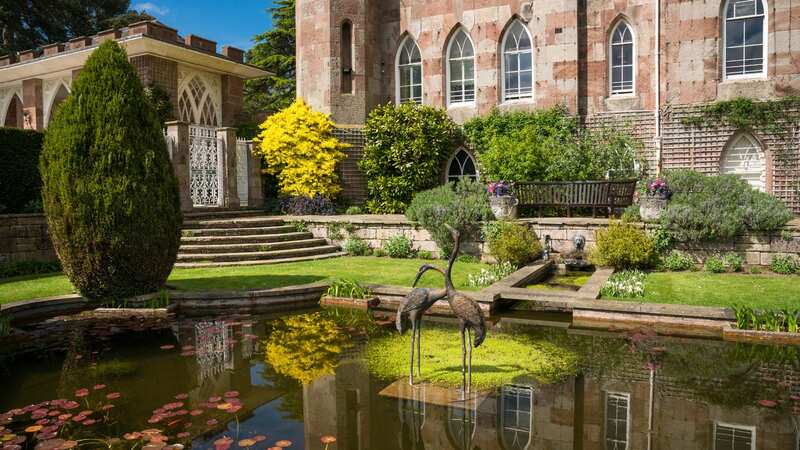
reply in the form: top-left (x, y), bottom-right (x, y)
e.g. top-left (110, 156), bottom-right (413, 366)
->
top-left (176, 210), bottom-right (345, 268)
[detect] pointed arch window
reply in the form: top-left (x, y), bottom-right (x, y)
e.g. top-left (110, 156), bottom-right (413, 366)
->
top-left (447, 29), bottom-right (475, 105)
top-left (722, 133), bottom-right (767, 191)
top-left (610, 22), bottom-right (634, 95)
top-left (724, 0), bottom-right (766, 78)
top-left (179, 76), bottom-right (218, 127)
top-left (396, 37), bottom-right (423, 104)
top-left (447, 149), bottom-right (478, 183)
top-left (501, 21), bottom-right (533, 101)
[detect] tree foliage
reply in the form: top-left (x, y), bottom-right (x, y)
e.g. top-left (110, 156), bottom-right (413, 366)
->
top-left (0, 1), bottom-right (151, 55)
top-left (40, 40), bottom-right (182, 300)
top-left (245, 0), bottom-right (296, 117)
top-left (254, 99), bottom-right (347, 199)
top-left (464, 107), bottom-right (643, 182)
top-left (361, 103), bottom-right (462, 213)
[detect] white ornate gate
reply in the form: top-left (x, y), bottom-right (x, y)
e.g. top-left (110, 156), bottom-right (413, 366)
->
top-left (189, 125), bottom-right (223, 206)
top-left (236, 138), bottom-right (250, 207)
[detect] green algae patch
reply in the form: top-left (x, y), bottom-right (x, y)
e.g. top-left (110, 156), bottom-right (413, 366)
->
top-left (364, 327), bottom-right (579, 389)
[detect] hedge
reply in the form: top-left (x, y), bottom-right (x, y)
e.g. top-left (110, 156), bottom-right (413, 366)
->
top-left (0, 129), bottom-right (44, 213)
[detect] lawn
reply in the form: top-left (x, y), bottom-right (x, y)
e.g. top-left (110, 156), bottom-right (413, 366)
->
top-left (608, 271), bottom-right (800, 309)
top-left (0, 256), bottom-right (485, 304)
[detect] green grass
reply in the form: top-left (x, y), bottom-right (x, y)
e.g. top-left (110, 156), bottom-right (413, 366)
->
top-left (364, 326), bottom-right (579, 389)
top-left (0, 256), bottom-right (485, 304)
top-left (608, 271), bottom-right (800, 309)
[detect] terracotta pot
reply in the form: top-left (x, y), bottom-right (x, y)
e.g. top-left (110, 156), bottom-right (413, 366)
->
top-left (490, 195), bottom-right (519, 220)
top-left (639, 195), bottom-right (668, 222)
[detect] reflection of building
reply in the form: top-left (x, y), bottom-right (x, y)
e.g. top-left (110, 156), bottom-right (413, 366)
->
top-left (301, 348), bottom-right (798, 450)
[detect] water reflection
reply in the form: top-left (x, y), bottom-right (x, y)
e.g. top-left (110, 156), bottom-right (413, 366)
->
top-left (0, 311), bottom-right (798, 450)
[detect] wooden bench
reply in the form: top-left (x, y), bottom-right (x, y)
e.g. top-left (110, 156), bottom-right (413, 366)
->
top-left (513, 180), bottom-right (637, 217)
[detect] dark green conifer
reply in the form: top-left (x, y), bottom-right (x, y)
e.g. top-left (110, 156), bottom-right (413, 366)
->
top-left (40, 40), bottom-right (181, 300)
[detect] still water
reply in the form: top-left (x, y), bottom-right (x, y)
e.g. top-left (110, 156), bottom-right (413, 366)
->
top-left (0, 308), bottom-right (798, 450)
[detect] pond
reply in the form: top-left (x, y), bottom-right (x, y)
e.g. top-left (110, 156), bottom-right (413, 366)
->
top-left (0, 308), bottom-right (798, 450)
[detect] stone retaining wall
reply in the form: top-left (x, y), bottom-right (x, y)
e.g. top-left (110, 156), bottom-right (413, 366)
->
top-left (0, 214), bottom-right (56, 264)
top-left (288, 215), bottom-right (800, 266)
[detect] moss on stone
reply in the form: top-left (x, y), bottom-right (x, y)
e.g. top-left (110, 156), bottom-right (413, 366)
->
top-left (363, 326), bottom-right (579, 389)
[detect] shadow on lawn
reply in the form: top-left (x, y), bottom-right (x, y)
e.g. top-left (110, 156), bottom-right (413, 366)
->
top-left (168, 274), bottom-right (326, 292)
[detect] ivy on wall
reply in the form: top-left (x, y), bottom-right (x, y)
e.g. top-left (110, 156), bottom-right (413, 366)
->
top-left (680, 96), bottom-right (800, 141)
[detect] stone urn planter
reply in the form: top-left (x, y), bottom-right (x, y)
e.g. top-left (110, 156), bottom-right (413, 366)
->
top-left (639, 194), bottom-right (668, 222)
top-left (490, 195), bottom-right (519, 220)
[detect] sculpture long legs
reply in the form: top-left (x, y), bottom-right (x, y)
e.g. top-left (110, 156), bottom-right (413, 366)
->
top-left (409, 319), bottom-right (417, 385)
top-left (416, 320), bottom-right (421, 379)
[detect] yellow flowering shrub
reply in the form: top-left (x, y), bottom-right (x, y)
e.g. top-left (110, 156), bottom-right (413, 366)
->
top-left (264, 313), bottom-right (350, 384)
top-left (254, 99), bottom-right (348, 198)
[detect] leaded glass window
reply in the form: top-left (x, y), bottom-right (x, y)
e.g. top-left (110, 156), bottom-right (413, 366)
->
top-left (397, 37), bottom-right (423, 104)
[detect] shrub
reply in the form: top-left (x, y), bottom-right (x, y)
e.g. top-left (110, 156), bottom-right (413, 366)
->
top-left (280, 195), bottom-right (336, 215)
top-left (749, 266), bottom-right (763, 275)
top-left (0, 129), bottom-right (44, 213)
top-left (343, 237), bottom-right (371, 256)
top-left (464, 107), bottom-right (641, 182)
top-left (662, 250), bottom-right (694, 271)
top-left (40, 41), bottom-right (181, 300)
top-left (621, 205), bottom-right (641, 223)
top-left (405, 179), bottom-right (493, 257)
top-left (723, 252), bottom-right (744, 272)
top-left (770, 255), bottom-right (798, 275)
top-left (483, 220), bottom-right (542, 267)
top-left (345, 206), bottom-right (364, 215)
top-left (649, 226), bottom-right (674, 254)
top-left (600, 270), bottom-right (646, 298)
top-left (0, 260), bottom-right (61, 280)
top-left (382, 234), bottom-right (415, 259)
top-left (589, 222), bottom-right (657, 269)
top-left (417, 250), bottom-right (434, 260)
top-left (467, 261), bottom-right (517, 288)
top-left (660, 169), bottom-right (792, 242)
top-left (704, 256), bottom-right (726, 273)
top-left (361, 103), bottom-right (461, 213)
top-left (254, 99), bottom-right (348, 199)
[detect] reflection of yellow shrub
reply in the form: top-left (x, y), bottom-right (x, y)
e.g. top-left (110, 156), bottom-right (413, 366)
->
top-left (264, 313), bottom-right (349, 384)
top-left (254, 99), bottom-right (348, 199)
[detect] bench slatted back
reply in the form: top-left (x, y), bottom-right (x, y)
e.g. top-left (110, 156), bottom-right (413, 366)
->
top-left (513, 180), bottom-right (637, 216)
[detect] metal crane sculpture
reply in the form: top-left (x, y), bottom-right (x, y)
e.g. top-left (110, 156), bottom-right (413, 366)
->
top-left (443, 225), bottom-right (486, 392)
top-left (396, 263), bottom-right (447, 385)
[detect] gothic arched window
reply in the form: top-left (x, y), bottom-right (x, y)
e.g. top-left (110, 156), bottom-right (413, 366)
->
top-left (724, 0), bottom-right (766, 78)
top-left (501, 20), bottom-right (533, 101)
top-left (396, 37), bottom-right (423, 104)
top-left (610, 21), bottom-right (634, 95)
top-left (446, 28), bottom-right (475, 105)
top-left (447, 149), bottom-right (478, 183)
top-left (722, 133), bottom-right (767, 191)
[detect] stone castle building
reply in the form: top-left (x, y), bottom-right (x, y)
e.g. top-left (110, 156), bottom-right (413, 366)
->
top-left (297, 0), bottom-right (800, 211)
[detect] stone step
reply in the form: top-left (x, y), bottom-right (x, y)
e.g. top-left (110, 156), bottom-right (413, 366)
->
top-left (182, 225), bottom-right (297, 237)
top-left (180, 232), bottom-right (314, 245)
top-left (176, 244), bottom-right (340, 263)
top-left (183, 217), bottom-right (285, 229)
top-left (174, 251), bottom-right (347, 268)
top-left (179, 238), bottom-right (329, 254)
top-left (184, 209), bottom-right (265, 221)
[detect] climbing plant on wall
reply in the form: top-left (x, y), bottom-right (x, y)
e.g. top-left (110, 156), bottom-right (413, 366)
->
top-left (680, 96), bottom-right (800, 141)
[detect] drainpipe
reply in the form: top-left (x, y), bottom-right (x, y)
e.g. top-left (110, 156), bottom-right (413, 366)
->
top-left (654, 0), bottom-right (662, 175)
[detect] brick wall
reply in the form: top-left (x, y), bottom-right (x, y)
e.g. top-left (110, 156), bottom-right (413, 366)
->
top-left (0, 214), bottom-right (56, 264)
top-left (130, 55), bottom-right (179, 120)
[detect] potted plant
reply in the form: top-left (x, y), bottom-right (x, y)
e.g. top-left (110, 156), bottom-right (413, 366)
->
top-left (639, 178), bottom-right (671, 221)
top-left (488, 181), bottom-right (519, 220)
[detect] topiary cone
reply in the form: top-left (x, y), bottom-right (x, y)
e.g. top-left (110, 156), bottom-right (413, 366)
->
top-left (40, 40), bottom-right (182, 301)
